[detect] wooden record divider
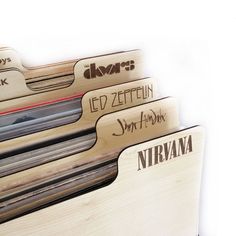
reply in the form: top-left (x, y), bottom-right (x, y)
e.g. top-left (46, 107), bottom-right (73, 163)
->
top-left (0, 47), bottom-right (75, 85)
top-left (0, 126), bottom-right (204, 235)
top-left (0, 98), bottom-right (179, 223)
top-left (0, 47), bottom-right (133, 86)
top-left (0, 77), bottom-right (158, 154)
top-left (0, 78), bottom-right (158, 176)
top-left (0, 47), bottom-right (143, 113)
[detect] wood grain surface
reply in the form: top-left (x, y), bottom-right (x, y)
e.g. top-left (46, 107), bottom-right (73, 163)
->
top-left (0, 98), bottom-right (178, 196)
top-left (0, 126), bottom-right (204, 235)
top-left (0, 78), bottom-right (158, 153)
top-left (0, 98), bottom-right (179, 224)
top-left (0, 50), bottom-right (143, 114)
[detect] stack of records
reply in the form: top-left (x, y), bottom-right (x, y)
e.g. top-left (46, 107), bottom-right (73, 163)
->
top-left (0, 47), bottom-right (205, 236)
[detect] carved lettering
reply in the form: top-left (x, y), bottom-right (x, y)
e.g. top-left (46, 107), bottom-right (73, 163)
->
top-left (137, 135), bottom-right (193, 170)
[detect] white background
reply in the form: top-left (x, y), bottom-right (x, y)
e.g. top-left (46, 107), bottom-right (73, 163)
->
top-left (1, 1), bottom-right (235, 235)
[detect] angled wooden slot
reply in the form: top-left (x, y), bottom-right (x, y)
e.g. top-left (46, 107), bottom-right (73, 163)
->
top-left (0, 126), bottom-right (204, 235)
top-left (0, 47), bottom-right (143, 113)
top-left (0, 77), bottom-right (158, 154)
top-left (0, 97), bottom-right (179, 223)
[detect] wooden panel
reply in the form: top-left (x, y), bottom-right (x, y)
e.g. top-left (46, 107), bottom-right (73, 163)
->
top-left (0, 50), bottom-right (143, 113)
top-left (0, 78), bottom-right (158, 153)
top-left (0, 98), bottom-right (179, 222)
top-left (0, 126), bottom-right (204, 236)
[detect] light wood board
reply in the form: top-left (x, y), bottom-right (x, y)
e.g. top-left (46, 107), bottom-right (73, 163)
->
top-left (0, 49), bottom-right (143, 114)
top-left (0, 126), bottom-right (204, 236)
top-left (0, 98), bottom-right (179, 222)
top-left (0, 78), bottom-right (158, 153)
